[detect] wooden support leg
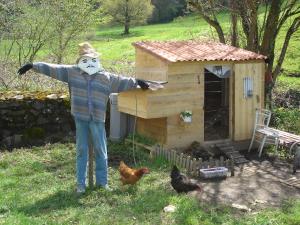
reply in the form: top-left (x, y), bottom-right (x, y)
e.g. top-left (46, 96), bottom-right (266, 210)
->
top-left (88, 134), bottom-right (94, 188)
top-left (248, 132), bottom-right (255, 153)
top-left (258, 135), bottom-right (267, 158)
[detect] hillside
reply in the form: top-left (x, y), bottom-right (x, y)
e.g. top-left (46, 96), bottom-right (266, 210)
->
top-left (91, 14), bottom-right (300, 79)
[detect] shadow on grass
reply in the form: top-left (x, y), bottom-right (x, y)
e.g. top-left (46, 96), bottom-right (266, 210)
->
top-left (17, 189), bottom-right (83, 216)
top-left (95, 30), bottom-right (145, 40)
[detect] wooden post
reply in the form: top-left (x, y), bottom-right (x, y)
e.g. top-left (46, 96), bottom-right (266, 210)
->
top-left (172, 150), bottom-right (176, 165)
top-left (182, 156), bottom-right (187, 171)
top-left (88, 134), bottom-right (94, 188)
top-left (168, 150), bottom-right (171, 162)
top-left (177, 153), bottom-right (181, 166)
top-left (192, 158), bottom-right (197, 176)
top-left (186, 156), bottom-right (191, 174)
top-left (180, 153), bottom-right (184, 168)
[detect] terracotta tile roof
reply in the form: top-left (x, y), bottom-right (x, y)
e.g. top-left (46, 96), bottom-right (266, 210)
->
top-left (133, 41), bottom-right (267, 62)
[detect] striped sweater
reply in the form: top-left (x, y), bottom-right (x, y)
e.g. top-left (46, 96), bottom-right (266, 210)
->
top-left (33, 62), bottom-right (137, 122)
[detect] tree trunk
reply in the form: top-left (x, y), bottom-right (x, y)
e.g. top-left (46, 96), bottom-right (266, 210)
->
top-left (213, 20), bottom-right (226, 43)
top-left (273, 16), bottom-right (300, 82)
top-left (188, 1), bottom-right (225, 43)
top-left (57, 53), bottom-right (63, 64)
top-left (123, 0), bottom-right (130, 35)
top-left (230, 0), bottom-right (238, 47)
top-left (124, 21), bottom-right (130, 35)
top-left (237, 0), bottom-right (259, 51)
top-left (260, 0), bottom-right (281, 75)
top-left (57, 32), bottom-right (64, 63)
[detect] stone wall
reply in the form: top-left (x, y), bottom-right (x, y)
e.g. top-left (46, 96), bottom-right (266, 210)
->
top-left (0, 91), bottom-right (75, 150)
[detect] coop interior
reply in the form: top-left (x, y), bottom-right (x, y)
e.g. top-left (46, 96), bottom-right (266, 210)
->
top-left (204, 68), bottom-right (229, 141)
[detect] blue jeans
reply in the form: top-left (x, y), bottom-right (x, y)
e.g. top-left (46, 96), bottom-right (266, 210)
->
top-left (75, 118), bottom-right (108, 189)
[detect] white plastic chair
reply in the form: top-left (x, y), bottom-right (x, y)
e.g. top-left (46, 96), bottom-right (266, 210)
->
top-left (248, 108), bottom-right (279, 157)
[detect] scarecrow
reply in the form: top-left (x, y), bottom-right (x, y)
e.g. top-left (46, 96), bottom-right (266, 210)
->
top-left (18, 42), bottom-right (161, 193)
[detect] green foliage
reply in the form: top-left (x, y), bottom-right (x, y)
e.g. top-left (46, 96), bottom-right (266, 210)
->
top-left (102, 0), bottom-right (153, 34)
top-left (47, 0), bottom-right (103, 63)
top-left (127, 133), bottom-right (157, 146)
top-left (271, 107), bottom-right (300, 134)
top-left (0, 0), bottom-right (104, 65)
top-left (23, 127), bottom-right (45, 140)
top-left (149, 0), bottom-right (188, 23)
top-left (1, 0), bottom-right (54, 65)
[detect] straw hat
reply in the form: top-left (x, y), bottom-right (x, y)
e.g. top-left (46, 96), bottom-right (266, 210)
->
top-left (76, 42), bottom-right (100, 63)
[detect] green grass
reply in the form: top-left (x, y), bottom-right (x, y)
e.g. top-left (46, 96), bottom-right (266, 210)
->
top-left (1, 12), bottom-right (299, 89)
top-left (91, 14), bottom-right (227, 68)
top-left (1, 142), bottom-right (300, 225)
top-left (90, 12), bottom-right (300, 76)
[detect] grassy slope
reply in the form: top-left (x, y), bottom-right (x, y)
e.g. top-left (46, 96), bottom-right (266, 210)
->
top-left (92, 13), bottom-right (299, 78)
top-left (1, 143), bottom-right (300, 225)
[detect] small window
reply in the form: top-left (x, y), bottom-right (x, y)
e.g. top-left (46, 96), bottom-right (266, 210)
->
top-left (243, 77), bottom-right (253, 98)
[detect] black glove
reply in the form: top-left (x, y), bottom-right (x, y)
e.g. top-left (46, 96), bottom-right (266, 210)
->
top-left (17, 63), bottom-right (33, 75)
top-left (136, 79), bottom-right (149, 90)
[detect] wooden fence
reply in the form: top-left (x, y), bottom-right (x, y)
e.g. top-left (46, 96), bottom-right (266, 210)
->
top-left (151, 145), bottom-right (235, 177)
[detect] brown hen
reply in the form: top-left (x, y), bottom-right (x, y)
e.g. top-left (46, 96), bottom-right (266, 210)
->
top-left (119, 161), bottom-right (150, 185)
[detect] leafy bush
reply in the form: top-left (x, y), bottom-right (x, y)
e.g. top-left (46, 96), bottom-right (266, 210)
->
top-left (271, 107), bottom-right (300, 134)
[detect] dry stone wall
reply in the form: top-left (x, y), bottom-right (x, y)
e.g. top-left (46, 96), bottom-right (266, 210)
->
top-left (0, 91), bottom-right (75, 150)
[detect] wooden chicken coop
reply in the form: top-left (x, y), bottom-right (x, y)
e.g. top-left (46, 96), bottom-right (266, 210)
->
top-left (118, 41), bottom-right (267, 149)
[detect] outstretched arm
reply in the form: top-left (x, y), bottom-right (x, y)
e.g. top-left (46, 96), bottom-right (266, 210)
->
top-left (18, 62), bottom-right (73, 83)
top-left (109, 73), bottom-right (149, 93)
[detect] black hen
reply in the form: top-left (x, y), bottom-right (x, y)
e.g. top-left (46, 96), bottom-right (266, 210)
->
top-left (170, 165), bottom-right (202, 193)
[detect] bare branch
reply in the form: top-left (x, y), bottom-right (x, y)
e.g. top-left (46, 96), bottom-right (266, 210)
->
top-left (276, 1), bottom-right (300, 36)
top-left (258, 2), bottom-right (269, 44)
top-left (273, 16), bottom-right (300, 80)
top-left (188, 0), bottom-right (226, 43)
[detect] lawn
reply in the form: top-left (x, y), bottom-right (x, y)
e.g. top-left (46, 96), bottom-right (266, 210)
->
top-left (1, 142), bottom-right (300, 225)
top-left (1, 12), bottom-right (299, 90)
top-left (91, 13), bottom-right (300, 77)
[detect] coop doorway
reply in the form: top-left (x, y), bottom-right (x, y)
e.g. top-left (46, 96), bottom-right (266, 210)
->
top-left (204, 66), bottom-right (230, 141)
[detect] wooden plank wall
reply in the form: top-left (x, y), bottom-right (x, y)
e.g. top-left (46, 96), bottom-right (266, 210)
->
top-left (117, 89), bottom-right (148, 118)
top-left (118, 59), bottom-right (205, 119)
top-left (165, 62), bottom-right (204, 148)
top-left (233, 62), bottom-right (265, 141)
top-left (118, 48), bottom-right (168, 117)
top-left (166, 108), bottom-right (204, 148)
top-left (136, 117), bottom-right (167, 144)
top-left (135, 48), bottom-right (168, 81)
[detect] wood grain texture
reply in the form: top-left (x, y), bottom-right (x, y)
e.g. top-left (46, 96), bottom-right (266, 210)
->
top-left (118, 47), bottom-right (265, 148)
top-left (233, 62), bottom-right (265, 141)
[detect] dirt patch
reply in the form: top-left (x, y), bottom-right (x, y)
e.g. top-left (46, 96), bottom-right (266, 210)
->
top-left (195, 154), bottom-right (300, 210)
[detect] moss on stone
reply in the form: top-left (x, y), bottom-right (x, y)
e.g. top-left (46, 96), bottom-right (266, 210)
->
top-left (23, 127), bottom-right (45, 140)
top-left (63, 99), bottom-right (71, 108)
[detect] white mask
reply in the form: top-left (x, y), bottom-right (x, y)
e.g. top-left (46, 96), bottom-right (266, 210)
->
top-left (78, 56), bottom-right (103, 75)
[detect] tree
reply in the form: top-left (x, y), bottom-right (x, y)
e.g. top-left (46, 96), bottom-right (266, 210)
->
top-left (48, 0), bottom-right (102, 63)
top-left (188, 0), bottom-right (300, 105)
top-left (149, 0), bottom-right (187, 23)
top-left (102, 0), bottom-right (153, 34)
top-left (1, 0), bottom-right (53, 65)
